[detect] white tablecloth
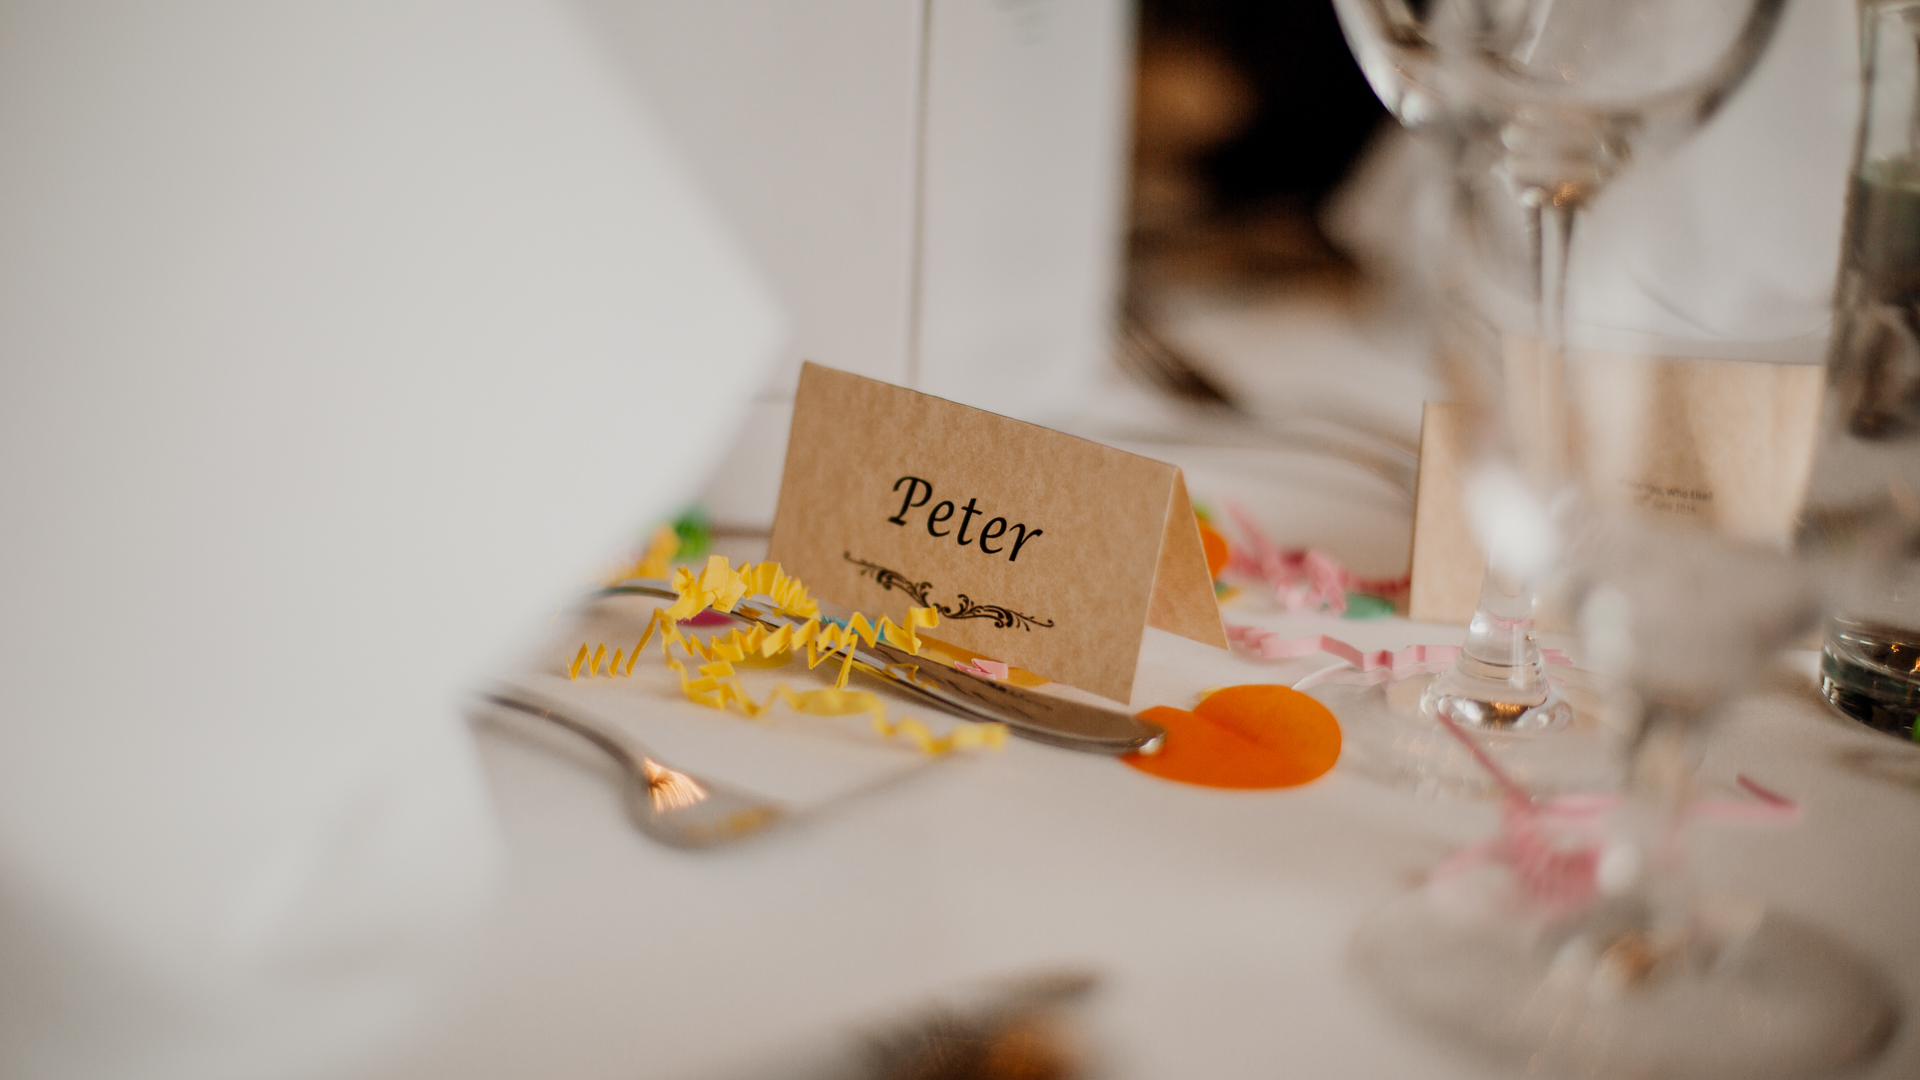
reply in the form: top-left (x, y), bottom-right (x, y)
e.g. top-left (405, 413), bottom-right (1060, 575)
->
top-left (371, 554), bottom-right (1920, 1080)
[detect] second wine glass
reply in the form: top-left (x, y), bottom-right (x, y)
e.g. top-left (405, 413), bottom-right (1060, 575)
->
top-left (1317, 0), bottom-right (1790, 796)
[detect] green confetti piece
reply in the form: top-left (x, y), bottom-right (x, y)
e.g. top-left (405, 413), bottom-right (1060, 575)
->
top-left (1342, 593), bottom-right (1395, 620)
top-left (1911, 714), bottom-right (1919, 742)
top-left (671, 505), bottom-right (711, 558)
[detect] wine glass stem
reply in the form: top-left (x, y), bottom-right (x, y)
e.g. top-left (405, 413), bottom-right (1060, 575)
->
top-left (1420, 191), bottom-right (1590, 731)
top-left (1620, 700), bottom-right (1706, 951)
top-left (1527, 195), bottom-right (1578, 488)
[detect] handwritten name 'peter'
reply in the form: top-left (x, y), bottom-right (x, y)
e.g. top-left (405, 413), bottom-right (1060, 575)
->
top-left (887, 476), bottom-right (1042, 561)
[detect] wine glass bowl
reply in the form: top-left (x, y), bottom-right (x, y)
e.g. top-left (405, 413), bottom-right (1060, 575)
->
top-left (1312, 0), bottom-right (1791, 794)
top-left (1333, 0), bottom-right (1790, 200)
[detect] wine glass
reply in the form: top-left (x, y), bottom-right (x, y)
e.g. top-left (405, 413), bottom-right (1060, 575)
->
top-left (1309, 0), bottom-right (1790, 797)
top-left (1335, 4), bottom-right (1906, 1073)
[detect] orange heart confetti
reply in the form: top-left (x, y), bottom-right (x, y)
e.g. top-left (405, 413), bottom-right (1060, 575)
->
top-left (1123, 684), bottom-right (1341, 789)
top-left (1197, 516), bottom-right (1231, 580)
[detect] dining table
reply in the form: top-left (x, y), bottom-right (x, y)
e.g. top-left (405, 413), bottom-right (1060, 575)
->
top-left (363, 294), bottom-right (1920, 1080)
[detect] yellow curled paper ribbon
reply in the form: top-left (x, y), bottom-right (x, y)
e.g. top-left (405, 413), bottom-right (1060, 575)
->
top-left (571, 556), bottom-right (1005, 756)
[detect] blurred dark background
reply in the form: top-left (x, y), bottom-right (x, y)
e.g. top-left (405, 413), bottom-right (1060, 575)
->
top-left (1129, 0), bottom-right (1386, 289)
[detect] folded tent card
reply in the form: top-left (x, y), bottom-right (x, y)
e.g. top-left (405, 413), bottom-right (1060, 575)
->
top-left (1408, 346), bottom-right (1825, 626)
top-left (769, 362), bottom-right (1227, 702)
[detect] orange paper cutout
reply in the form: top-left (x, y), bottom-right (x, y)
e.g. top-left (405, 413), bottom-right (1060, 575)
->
top-left (1123, 684), bottom-right (1341, 789)
top-left (1198, 517), bottom-right (1230, 579)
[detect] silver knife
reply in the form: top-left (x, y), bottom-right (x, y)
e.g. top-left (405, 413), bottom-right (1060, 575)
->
top-left (599, 580), bottom-right (1165, 755)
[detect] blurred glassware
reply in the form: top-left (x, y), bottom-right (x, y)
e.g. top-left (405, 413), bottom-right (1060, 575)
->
top-left (1807, 0), bottom-right (1920, 740)
top-left (1323, 0), bottom-right (1787, 791)
top-left (1339, 5), bottom-right (1910, 1073)
top-left (1349, 380), bottom-right (1903, 1079)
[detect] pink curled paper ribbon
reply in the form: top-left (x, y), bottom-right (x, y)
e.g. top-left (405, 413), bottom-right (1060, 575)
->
top-left (1226, 624), bottom-right (1573, 677)
top-left (1423, 695), bottom-right (1799, 912)
top-left (1223, 503), bottom-right (1410, 615)
top-left (955, 658), bottom-right (1008, 680)
top-left (1220, 624), bottom-right (1798, 911)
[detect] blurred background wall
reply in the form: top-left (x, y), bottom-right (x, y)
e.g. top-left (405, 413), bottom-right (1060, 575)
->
top-left (579, 0), bottom-right (1134, 525)
top-left (1128, 0), bottom-right (1383, 291)
top-left (614, 0), bottom-right (1393, 530)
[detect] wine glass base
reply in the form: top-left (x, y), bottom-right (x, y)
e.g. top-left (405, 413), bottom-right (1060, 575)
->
top-left (1351, 889), bottom-right (1901, 1080)
top-left (1308, 667), bottom-right (1617, 798)
top-left (1423, 682), bottom-right (1574, 733)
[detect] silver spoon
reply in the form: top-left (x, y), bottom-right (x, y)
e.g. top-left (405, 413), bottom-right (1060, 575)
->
top-left (480, 687), bottom-right (786, 848)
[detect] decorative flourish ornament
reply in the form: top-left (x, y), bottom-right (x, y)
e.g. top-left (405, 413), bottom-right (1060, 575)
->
top-left (844, 553), bottom-right (1056, 631)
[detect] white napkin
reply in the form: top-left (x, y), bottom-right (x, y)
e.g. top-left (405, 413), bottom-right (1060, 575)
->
top-left (1568, 0), bottom-right (1861, 360)
top-left (0, 3), bottom-right (781, 1078)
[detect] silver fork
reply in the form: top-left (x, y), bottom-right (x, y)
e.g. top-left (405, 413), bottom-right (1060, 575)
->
top-left (479, 687), bottom-right (786, 848)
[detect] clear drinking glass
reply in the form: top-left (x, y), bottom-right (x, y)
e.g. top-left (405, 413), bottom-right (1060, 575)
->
top-left (1315, 0), bottom-right (1790, 796)
top-left (1339, 4), bottom-right (1907, 1074)
top-left (1808, 0), bottom-right (1920, 740)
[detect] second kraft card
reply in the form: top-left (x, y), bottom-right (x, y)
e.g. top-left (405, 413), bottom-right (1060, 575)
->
top-left (767, 362), bottom-right (1225, 703)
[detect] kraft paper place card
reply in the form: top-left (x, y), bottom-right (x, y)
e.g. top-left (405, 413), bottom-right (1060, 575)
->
top-left (1409, 349), bottom-right (1825, 626)
top-left (767, 362), bottom-right (1227, 702)
top-left (1407, 401), bottom-right (1485, 627)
